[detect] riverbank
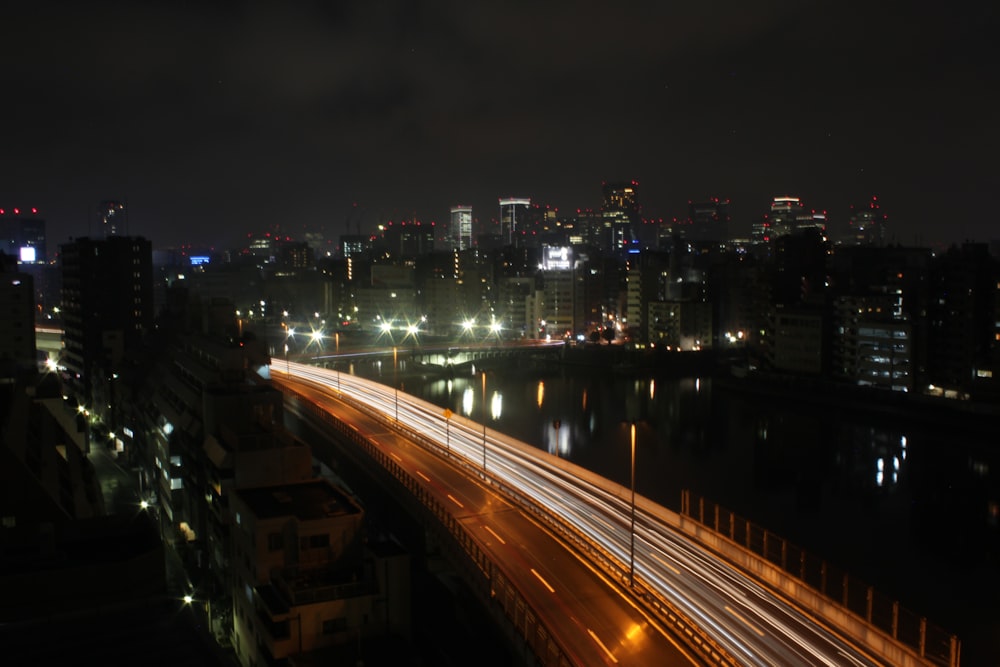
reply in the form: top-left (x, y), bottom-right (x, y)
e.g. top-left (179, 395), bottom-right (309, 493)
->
top-left (715, 370), bottom-right (1000, 437)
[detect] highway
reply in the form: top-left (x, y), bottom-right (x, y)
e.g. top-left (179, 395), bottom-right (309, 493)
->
top-left (279, 364), bottom-right (699, 666)
top-left (276, 360), bottom-right (888, 667)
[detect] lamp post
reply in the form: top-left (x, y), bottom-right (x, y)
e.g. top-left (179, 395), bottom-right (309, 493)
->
top-left (393, 346), bottom-right (399, 422)
top-left (481, 370), bottom-right (487, 472)
top-left (629, 421), bottom-right (637, 587)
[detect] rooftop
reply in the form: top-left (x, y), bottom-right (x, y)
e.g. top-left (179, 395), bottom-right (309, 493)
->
top-left (236, 479), bottom-right (361, 521)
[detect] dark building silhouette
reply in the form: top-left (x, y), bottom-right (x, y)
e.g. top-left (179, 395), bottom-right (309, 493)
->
top-left (0, 251), bottom-right (37, 378)
top-left (60, 235), bottom-right (153, 445)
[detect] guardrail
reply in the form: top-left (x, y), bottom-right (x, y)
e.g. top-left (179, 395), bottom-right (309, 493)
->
top-left (680, 491), bottom-right (960, 667)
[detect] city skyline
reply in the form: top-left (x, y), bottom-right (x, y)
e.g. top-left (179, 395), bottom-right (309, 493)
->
top-left (2, 1), bottom-right (996, 249)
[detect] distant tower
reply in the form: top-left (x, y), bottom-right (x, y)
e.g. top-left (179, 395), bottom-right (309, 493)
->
top-left (847, 196), bottom-right (888, 246)
top-left (450, 205), bottom-right (473, 250)
top-left (768, 196), bottom-right (804, 238)
top-left (601, 180), bottom-right (641, 253)
top-left (99, 200), bottom-right (126, 238)
top-left (0, 206), bottom-right (46, 263)
top-left (686, 198), bottom-right (731, 242)
top-left (499, 197), bottom-right (530, 246)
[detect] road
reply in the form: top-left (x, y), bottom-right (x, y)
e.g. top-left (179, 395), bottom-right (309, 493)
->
top-left (277, 361), bottom-right (892, 667)
top-left (281, 364), bottom-right (700, 666)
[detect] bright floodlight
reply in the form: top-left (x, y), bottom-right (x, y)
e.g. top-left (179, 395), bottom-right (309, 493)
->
top-left (380, 321), bottom-right (392, 333)
top-left (490, 321), bottom-right (502, 334)
top-left (407, 324), bottom-right (419, 336)
top-left (287, 327), bottom-right (295, 337)
top-left (463, 319), bottom-right (475, 331)
top-left (183, 594), bottom-right (193, 605)
top-left (311, 330), bottom-right (323, 343)
top-left (140, 500), bottom-right (149, 510)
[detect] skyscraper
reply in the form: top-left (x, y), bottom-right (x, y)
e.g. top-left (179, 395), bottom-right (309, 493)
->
top-left (449, 205), bottom-right (473, 250)
top-left (601, 181), bottom-right (641, 254)
top-left (499, 197), bottom-right (530, 246)
top-left (685, 198), bottom-right (731, 242)
top-left (847, 196), bottom-right (888, 246)
top-left (1, 206), bottom-right (46, 263)
top-left (99, 200), bottom-right (127, 238)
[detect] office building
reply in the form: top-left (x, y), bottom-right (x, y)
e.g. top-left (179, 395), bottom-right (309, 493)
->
top-left (684, 198), bottom-right (731, 242)
top-left (846, 196), bottom-right (888, 246)
top-left (1, 206), bottom-right (47, 264)
top-left (600, 181), bottom-right (641, 254)
top-left (99, 200), bottom-right (127, 238)
top-left (449, 205), bottom-right (473, 251)
top-left (499, 198), bottom-right (530, 246)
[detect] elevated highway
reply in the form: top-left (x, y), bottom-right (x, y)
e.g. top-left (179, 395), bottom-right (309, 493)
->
top-left (274, 361), bottom-right (953, 667)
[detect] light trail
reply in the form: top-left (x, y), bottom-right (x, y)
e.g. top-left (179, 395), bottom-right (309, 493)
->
top-left (276, 361), bottom-right (886, 667)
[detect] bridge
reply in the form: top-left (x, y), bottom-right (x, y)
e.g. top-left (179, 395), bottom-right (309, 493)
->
top-left (304, 339), bottom-right (567, 376)
top-left (273, 360), bottom-right (959, 667)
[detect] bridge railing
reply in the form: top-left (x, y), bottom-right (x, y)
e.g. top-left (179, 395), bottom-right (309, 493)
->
top-left (681, 490), bottom-right (960, 667)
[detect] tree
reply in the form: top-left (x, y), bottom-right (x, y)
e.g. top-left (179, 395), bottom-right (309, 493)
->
top-left (601, 326), bottom-right (616, 345)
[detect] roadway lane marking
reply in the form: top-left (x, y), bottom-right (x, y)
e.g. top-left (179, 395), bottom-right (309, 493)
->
top-left (447, 494), bottom-right (464, 508)
top-left (389, 452), bottom-right (402, 462)
top-left (651, 552), bottom-right (681, 575)
top-left (530, 568), bottom-right (555, 593)
top-left (725, 605), bottom-right (765, 637)
top-left (483, 525), bottom-right (506, 545)
top-left (587, 628), bottom-right (619, 664)
top-left (415, 470), bottom-right (431, 482)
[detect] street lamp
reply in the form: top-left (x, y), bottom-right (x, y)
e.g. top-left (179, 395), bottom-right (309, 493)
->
top-left (284, 326), bottom-right (295, 373)
top-left (481, 371), bottom-right (487, 472)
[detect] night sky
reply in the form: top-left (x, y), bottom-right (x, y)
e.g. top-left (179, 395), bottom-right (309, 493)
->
top-left (3, 1), bottom-right (997, 250)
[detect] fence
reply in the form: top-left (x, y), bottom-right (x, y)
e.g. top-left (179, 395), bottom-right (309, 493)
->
top-left (681, 490), bottom-right (961, 667)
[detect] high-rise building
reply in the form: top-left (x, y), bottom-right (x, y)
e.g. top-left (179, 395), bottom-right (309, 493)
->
top-left (768, 196), bottom-right (805, 238)
top-left (449, 205), bottom-right (473, 250)
top-left (685, 198), bottom-right (731, 242)
top-left (846, 196), bottom-right (888, 246)
top-left (602, 181), bottom-right (640, 213)
top-left (0, 251), bottom-right (36, 377)
top-left (99, 200), bottom-right (127, 238)
top-left (499, 197), bottom-right (530, 246)
top-left (60, 236), bottom-right (154, 435)
top-left (1, 206), bottom-right (46, 264)
top-left (600, 181), bottom-right (641, 254)
top-left (376, 220), bottom-right (435, 258)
